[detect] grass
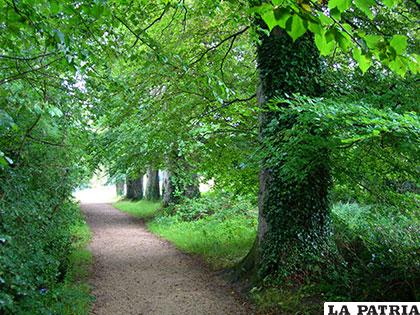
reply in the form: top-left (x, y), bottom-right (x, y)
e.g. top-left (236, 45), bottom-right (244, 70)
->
top-left (148, 215), bottom-right (256, 268)
top-left (113, 199), bottom-right (162, 219)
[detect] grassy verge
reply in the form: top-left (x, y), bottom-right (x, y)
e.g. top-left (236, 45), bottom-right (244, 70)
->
top-left (46, 210), bottom-right (94, 314)
top-left (113, 199), bottom-right (161, 219)
top-left (148, 215), bottom-right (256, 269)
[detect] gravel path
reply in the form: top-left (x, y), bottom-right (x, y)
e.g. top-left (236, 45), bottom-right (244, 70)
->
top-left (81, 203), bottom-right (251, 315)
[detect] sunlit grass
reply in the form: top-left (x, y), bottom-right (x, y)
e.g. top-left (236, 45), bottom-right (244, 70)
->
top-left (148, 216), bottom-right (256, 269)
top-left (113, 199), bottom-right (161, 219)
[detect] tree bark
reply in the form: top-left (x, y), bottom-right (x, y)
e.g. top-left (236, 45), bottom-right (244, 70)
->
top-left (145, 167), bottom-right (160, 200)
top-left (243, 26), bottom-right (331, 281)
top-left (116, 180), bottom-right (125, 196)
top-left (126, 175), bottom-right (143, 200)
top-left (162, 170), bottom-right (176, 207)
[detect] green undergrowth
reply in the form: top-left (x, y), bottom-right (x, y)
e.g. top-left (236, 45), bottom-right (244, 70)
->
top-left (42, 211), bottom-right (94, 315)
top-left (0, 197), bottom-right (93, 315)
top-left (251, 202), bottom-right (420, 313)
top-left (113, 199), bottom-right (161, 219)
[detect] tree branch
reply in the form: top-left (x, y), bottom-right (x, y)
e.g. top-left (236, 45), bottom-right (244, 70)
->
top-left (132, 4), bottom-right (169, 47)
top-left (189, 26), bottom-right (250, 67)
top-left (0, 56), bottom-right (63, 85)
top-left (0, 52), bottom-right (57, 61)
top-left (220, 35), bottom-right (236, 79)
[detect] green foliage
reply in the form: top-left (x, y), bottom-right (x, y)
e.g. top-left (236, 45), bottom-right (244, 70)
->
top-left (271, 94), bottom-right (419, 210)
top-left (1, 0), bottom-right (418, 311)
top-left (326, 202), bottom-right (419, 300)
top-left (40, 216), bottom-right (93, 315)
top-left (250, 202), bottom-right (418, 313)
top-left (253, 0), bottom-right (419, 75)
top-left (0, 194), bottom-right (93, 314)
top-left (251, 286), bottom-right (321, 314)
top-left (1, 1), bottom-right (95, 308)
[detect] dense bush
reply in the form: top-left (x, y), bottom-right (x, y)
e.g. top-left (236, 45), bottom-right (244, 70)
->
top-left (162, 191), bottom-right (255, 222)
top-left (0, 102), bottom-right (92, 313)
top-left (0, 170), bottom-right (91, 314)
top-left (327, 202), bottom-right (419, 300)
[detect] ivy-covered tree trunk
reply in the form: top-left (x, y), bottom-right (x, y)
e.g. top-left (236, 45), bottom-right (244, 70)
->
top-left (126, 175), bottom-right (143, 200)
top-left (248, 27), bottom-right (331, 281)
top-left (145, 167), bottom-right (160, 200)
top-left (184, 173), bottom-right (200, 199)
top-left (162, 149), bottom-right (200, 207)
top-left (116, 180), bottom-right (125, 196)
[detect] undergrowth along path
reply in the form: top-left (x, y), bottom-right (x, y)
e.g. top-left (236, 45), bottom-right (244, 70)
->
top-left (81, 202), bottom-right (250, 315)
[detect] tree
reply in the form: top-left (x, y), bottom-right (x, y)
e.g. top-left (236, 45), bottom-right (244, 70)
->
top-left (116, 180), bottom-right (125, 196)
top-left (239, 23), bottom-right (330, 280)
top-left (126, 175), bottom-right (144, 200)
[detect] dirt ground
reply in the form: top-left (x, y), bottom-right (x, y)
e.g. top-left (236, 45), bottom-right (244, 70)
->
top-left (81, 203), bottom-right (252, 315)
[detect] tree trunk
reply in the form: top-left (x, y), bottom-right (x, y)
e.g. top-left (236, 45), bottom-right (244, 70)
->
top-left (184, 173), bottom-right (200, 199)
top-left (116, 180), bottom-right (125, 196)
top-left (126, 175), bottom-right (143, 200)
top-left (145, 167), bottom-right (160, 200)
top-left (162, 149), bottom-right (200, 207)
top-left (162, 170), bottom-right (177, 207)
top-left (245, 26), bottom-right (331, 281)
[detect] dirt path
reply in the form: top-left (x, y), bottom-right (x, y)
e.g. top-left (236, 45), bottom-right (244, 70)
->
top-left (81, 203), bottom-right (251, 315)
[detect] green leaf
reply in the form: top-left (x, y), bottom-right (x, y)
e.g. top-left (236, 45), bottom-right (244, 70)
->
top-left (318, 13), bottom-right (334, 26)
top-left (389, 56), bottom-right (407, 76)
top-left (382, 0), bottom-right (395, 8)
top-left (352, 48), bottom-right (372, 73)
top-left (273, 8), bottom-right (291, 29)
top-left (308, 21), bottom-right (322, 34)
top-left (363, 34), bottom-right (382, 49)
top-left (389, 35), bottom-right (407, 55)
top-left (50, 1), bottom-right (61, 14)
top-left (286, 15), bottom-right (307, 42)
top-left (261, 10), bottom-right (277, 31)
top-left (328, 0), bottom-right (352, 11)
top-left (92, 4), bottom-right (105, 18)
top-left (354, 0), bottom-right (375, 19)
top-left (407, 54), bottom-right (420, 73)
top-left (329, 7), bottom-right (342, 20)
top-left (315, 32), bottom-right (335, 56)
top-left (335, 30), bottom-right (351, 52)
